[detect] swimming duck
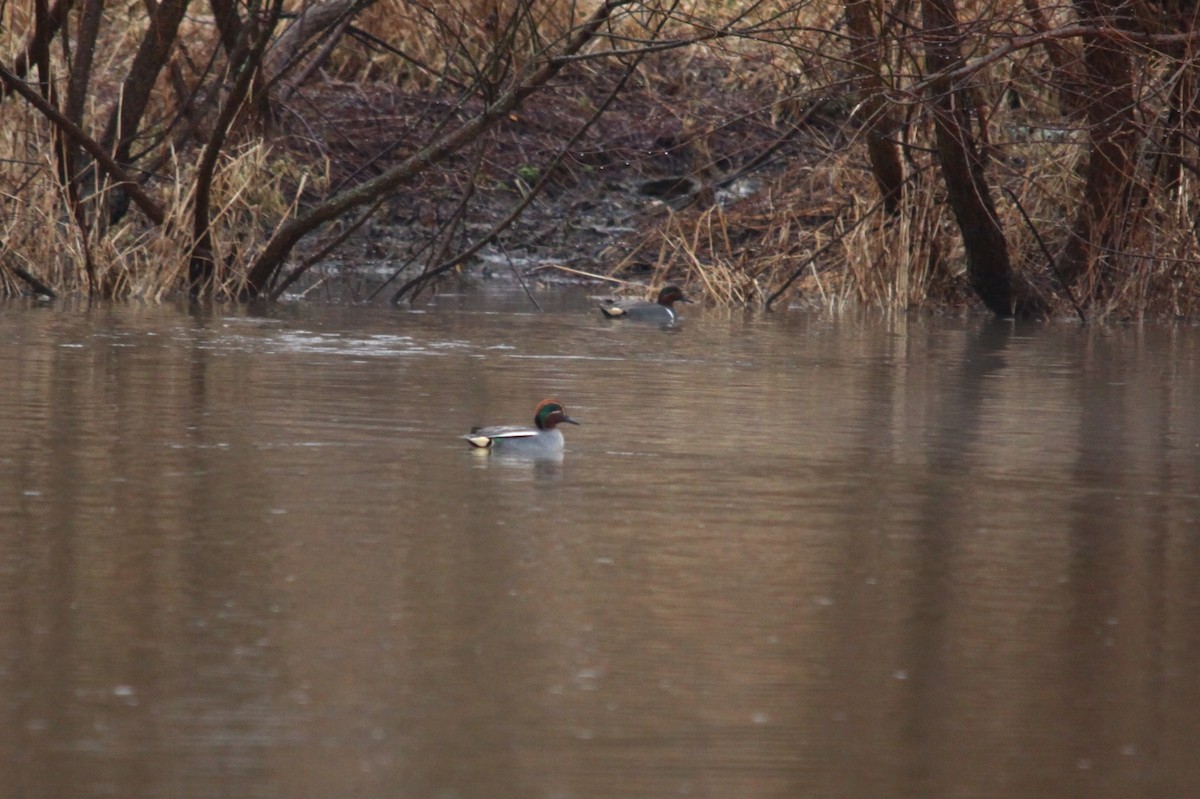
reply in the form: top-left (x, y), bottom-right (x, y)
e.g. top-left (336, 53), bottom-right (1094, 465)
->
top-left (598, 285), bottom-right (691, 325)
top-left (462, 399), bottom-right (580, 454)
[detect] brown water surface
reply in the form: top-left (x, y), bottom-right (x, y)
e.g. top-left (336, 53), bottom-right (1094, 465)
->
top-left (2, 289), bottom-right (1199, 798)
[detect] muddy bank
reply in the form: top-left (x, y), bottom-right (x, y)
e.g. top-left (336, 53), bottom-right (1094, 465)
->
top-left (275, 60), bottom-right (848, 304)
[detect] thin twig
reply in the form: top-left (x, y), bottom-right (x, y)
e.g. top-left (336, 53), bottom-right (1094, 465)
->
top-left (244, 0), bottom-right (636, 296)
top-left (365, 141), bottom-right (486, 303)
top-left (1001, 186), bottom-right (1086, 323)
top-left (269, 195), bottom-right (389, 301)
top-left (0, 64), bottom-right (166, 225)
top-left (497, 238), bottom-right (542, 311)
top-left (528, 264), bottom-right (629, 284)
top-left (765, 197), bottom-right (886, 310)
top-left (387, 0), bottom-right (666, 304)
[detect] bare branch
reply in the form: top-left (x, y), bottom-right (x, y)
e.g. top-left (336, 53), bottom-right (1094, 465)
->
top-left (0, 63), bottom-right (166, 225)
top-left (242, 0), bottom-right (636, 297)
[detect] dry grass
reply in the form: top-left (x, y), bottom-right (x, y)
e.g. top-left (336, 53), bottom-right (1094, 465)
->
top-left (0, 109), bottom-right (307, 299)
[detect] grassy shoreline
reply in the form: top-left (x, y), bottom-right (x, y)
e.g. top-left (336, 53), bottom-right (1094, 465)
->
top-left (4, 1), bottom-right (1200, 320)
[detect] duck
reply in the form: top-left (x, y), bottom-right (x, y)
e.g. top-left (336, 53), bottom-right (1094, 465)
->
top-left (598, 285), bottom-right (691, 325)
top-left (462, 399), bottom-right (580, 454)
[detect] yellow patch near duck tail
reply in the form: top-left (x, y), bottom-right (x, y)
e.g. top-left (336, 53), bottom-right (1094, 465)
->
top-left (465, 434), bottom-right (493, 448)
top-left (599, 304), bottom-right (626, 318)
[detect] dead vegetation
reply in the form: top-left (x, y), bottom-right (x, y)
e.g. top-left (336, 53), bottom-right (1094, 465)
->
top-left (2, 0), bottom-right (1200, 320)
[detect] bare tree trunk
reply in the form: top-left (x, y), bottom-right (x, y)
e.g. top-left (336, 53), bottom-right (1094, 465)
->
top-left (98, 0), bottom-right (190, 222)
top-left (1057, 0), bottom-right (1141, 295)
top-left (65, 0), bottom-right (104, 142)
top-left (31, 0), bottom-right (56, 96)
top-left (266, 0), bottom-right (373, 96)
top-left (921, 0), bottom-right (1032, 316)
top-left (1159, 68), bottom-right (1194, 195)
top-left (0, 0), bottom-right (72, 101)
top-left (1020, 0), bottom-right (1085, 116)
top-left (843, 0), bottom-right (905, 215)
top-left (189, 0), bottom-right (285, 295)
top-left (209, 0), bottom-right (245, 54)
top-left (100, 0), bottom-right (191, 159)
top-left (62, 0), bottom-right (106, 295)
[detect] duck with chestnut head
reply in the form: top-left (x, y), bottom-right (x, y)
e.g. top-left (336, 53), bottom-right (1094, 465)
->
top-left (598, 285), bottom-right (691, 325)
